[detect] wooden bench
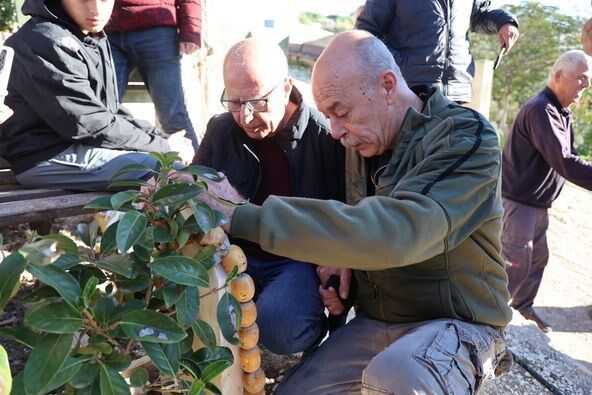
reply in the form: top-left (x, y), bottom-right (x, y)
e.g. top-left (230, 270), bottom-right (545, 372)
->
top-left (0, 158), bottom-right (106, 230)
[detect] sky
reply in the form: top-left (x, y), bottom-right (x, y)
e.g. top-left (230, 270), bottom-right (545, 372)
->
top-left (294, 0), bottom-right (589, 18)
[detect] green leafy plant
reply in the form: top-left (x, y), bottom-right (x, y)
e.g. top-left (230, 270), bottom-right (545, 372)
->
top-left (0, 152), bottom-right (243, 394)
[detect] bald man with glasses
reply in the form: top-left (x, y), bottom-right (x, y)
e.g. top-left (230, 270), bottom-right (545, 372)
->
top-left (195, 38), bottom-right (346, 355)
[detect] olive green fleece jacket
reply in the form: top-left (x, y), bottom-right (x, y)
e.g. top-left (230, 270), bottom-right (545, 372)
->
top-left (231, 89), bottom-right (512, 328)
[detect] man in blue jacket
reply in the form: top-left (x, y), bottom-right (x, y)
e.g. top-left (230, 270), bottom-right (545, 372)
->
top-left (0, 0), bottom-right (194, 191)
top-left (356, 0), bottom-right (519, 104)
top-left (501, 50), bottom-right (592, 332)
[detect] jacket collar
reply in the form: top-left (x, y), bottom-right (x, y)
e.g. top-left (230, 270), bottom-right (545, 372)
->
top-left (542, 86), bottom-right (571, 117)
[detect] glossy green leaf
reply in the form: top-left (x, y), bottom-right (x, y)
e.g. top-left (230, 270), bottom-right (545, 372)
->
top-left (92, 296), bottom-right (116, 325)
top-left (201, 359), bottom-right (232, 383)
top-left (111, 191), bottom-right (140, 210)
top-left (42, 356), bottom-right (86, 393)
top-left (115, 271), bottom-right (151, 293)
top-left (149, 256), bottom-right (208, 288)
top-left (216, 293), bottom-right (241, 345)
top-left (82, 276), bottom-right (99, 308)
top-left (43, 234), bottom-right (79, 254)
top-left (25, 300), bottom-right (83, 334)
top-left (100, 222), bottom-right (118, 254)
top-left (96, 254), bottom-right (137, 278)
top-left (9, 372), bottom-right (24, 395)
top-left (188, 199), bottom-right (217, 233)
top-left (107, 179), bottom-right (152, 190)
top-left (99, 364), bottom-right (131, 395)
top-left (149, 151), bottom-right (168, 166)
top-left (141, 341), bottom-right (180, 377)
top-left (24, 333), bottom-right (74, 395)
top-left (109, 299), bottom-right (147, 324)
top-left (163, 281), bottom-right (185, 308)
top-left (27, 264), bottom-right (82, 308)
top-left (76, 376), bottom-right (101, 395)
top-left (119, 310), bottom-right (186, 344)
top-left (188, 378), bottom-right (205, 395)
top-left (192, 320), bottom-right (217, 352)
top-left (193, 244), bottom-right (217, 271)
top-left (129, 367), bottom-right (149, 388)
top-left (175, 286), bottom-right (199, 329)
top-left (176, 229), bottom-right (190, 249)
top-left (165, 217), bottom-right (179, 238)
top-left (111, 163), bottom-right (156, 179)
top-left (205, 381), bottom-right (223, 395)
top-left (152, 183), bottom-right (206, 206)
top-left (0, 251), bottom-right (26, 310)
top-left (85, 195), bottom-right (114, 210)
top-left (21, 285), bottom-right (59, 304)
top-left (116, 211), bottom-right (147, 253)
top-left (51, 253), bottom-right (81, 270)
top-left (69, 362), bottom-right (100, 389)
top-left (181, 165), bottom-right (225, 182)
top-left (0, 345), bottom-right (11, 395)
top-left (104, 352), bottom-right (131, 371)
top-left (0, 326), bottom-right (38, 348)
top-left (151, 225), bottom-right (174, 243)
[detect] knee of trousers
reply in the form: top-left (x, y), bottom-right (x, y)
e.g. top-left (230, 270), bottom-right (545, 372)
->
top-left (362, 352), bottom-right (443, 394)
top-left (258, 318), bottom-right (325, 355)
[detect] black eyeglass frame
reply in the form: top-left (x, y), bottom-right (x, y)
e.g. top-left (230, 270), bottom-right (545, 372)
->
top-left (219, 79), bottom-right (285, 113)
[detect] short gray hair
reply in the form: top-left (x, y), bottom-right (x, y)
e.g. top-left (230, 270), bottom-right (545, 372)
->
top-left (550, 49), bottom-right (592, 79)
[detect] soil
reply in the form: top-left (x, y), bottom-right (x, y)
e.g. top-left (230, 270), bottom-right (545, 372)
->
top-left (1, 183), bottom-right (591, 394)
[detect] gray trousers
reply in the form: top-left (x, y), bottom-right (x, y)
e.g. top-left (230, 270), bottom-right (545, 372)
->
top-left (276, 313), bottom-right (510, 395)
top-left (500, 198), bottom-right (549, 313)
top-left (16, 144), bottom-right (160, 191)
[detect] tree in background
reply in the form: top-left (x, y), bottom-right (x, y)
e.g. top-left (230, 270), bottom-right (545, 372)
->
top-left (298, 12), bottom-right (354, 33)
top-left (470, 2), bottom-right (585, 142)
top-left (0, 0), bottom-right (15, 31)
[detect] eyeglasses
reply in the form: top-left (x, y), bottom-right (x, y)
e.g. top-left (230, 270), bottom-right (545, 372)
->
top-left (220, 80), bottom-right (284, 113)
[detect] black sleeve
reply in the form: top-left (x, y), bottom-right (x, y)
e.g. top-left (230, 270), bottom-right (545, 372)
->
top-left (10, 32), bottom-right (170, 152)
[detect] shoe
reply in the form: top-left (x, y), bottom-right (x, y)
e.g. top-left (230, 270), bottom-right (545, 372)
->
top-left (520, 309), bottom-right (553, 333)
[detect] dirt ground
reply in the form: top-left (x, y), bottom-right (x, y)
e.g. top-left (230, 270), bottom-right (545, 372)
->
top-left (1, 183), bottom-right (591, 394)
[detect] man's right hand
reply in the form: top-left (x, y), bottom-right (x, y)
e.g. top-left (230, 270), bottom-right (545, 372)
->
top-left (317, 267), bottom-right (352, 315)
top-left (167, 130), bottom-right (195, 166)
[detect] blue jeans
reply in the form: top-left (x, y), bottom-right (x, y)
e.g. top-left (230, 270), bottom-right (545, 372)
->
top-left (107, 26), bottom-right (198, 150)
top-left (246, 255), bottom-right (326, 355)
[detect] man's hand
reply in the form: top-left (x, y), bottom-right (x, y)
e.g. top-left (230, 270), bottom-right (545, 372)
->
top-left (197, 174), bottom-right (245, 232)
top-left (317, 267), bottom-right (352, 315)
top-left (497, 23), bottom-right (519, 54)
top-left (167, 130), bottom-right (195, 166)
top-left (179, 42), bottom-right (199, 55)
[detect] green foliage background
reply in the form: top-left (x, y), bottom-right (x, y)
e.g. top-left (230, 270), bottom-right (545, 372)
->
top-left (0, 0), bottom-right (15, 31)
top-left (470, 2), bottom-right (590, 154)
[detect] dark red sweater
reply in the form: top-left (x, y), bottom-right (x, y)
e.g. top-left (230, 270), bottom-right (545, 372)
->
top-left (106, 0), bottom-right (201, 45)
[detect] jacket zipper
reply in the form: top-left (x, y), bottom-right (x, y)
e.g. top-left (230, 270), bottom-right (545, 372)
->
top-left (242, 143), bottom-right (261, 201)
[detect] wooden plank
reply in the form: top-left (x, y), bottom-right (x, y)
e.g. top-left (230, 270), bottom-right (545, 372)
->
top-left (0, 189), bottom-right (71, 203)
top-left (0, 192), bottom-right (108, 227)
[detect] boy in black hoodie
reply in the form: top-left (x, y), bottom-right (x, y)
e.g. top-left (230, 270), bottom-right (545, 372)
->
top-left (0, 0), bottom-right (194, 190)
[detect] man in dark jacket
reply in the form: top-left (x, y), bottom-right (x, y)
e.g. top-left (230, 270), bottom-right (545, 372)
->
top-left (502, 49), bottom-right (592, 332)
top-left (356, 0), bottom-right (519, 103)
top-left (106, 0), bottom-right (201, 151)
top-left (0, 0), bottom-right (194, 191)
top-left (195, 38), bottom-right (345, 355)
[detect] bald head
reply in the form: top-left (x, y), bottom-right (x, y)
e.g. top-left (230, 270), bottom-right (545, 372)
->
top-left (313, 30), bottom-right (403, 90)
top-left (582, 18), bottom-right (592, 56)
top-left (311, 30), bottom-right (421, 158)
top-left (223, 38), bottom-right (288, 87)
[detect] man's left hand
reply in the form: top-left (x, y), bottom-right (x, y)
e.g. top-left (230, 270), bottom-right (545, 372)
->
top-left (179, 42), bottom-right (199, 55)
top-left (197, 174), bottom-right (244, 232)
top-left (497, 23), bottom-right (519, 54)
